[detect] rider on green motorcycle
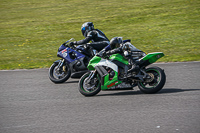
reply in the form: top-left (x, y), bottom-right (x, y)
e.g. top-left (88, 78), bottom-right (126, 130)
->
top-left (102, 37), bottom-right (146, 73)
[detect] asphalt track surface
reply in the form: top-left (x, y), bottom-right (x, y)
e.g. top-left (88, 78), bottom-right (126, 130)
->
top-left (0, 62), bottom-right (200, 133)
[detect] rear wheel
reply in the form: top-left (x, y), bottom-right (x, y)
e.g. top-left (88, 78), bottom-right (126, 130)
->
top-left (138, 67), bottom-right (166, 94)
top-left (48, 61), bottom-right (71, 83)
top-left (79, 72), bottom-right (101, 96)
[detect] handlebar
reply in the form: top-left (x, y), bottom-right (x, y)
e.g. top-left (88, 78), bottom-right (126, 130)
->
top-left (61, 38), bottom-right (91, 52)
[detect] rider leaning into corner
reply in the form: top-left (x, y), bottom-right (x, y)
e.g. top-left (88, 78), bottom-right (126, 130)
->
top-left (102, 37), bottom-right (146, 73)
top-left (69, 22), bottom-right (110, 52)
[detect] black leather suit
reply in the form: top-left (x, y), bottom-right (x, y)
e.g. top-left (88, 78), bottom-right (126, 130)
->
top-left (77, 29), bottom-right (110, 51)
top-left (105, 47), bottom-right (123, 55)
top-left (105, 43), bottom-right (144, 71)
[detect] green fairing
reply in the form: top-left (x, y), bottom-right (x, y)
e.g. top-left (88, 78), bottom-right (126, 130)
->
top-left (87, 55), bottom-right (101, 70)
top-left (142, 52), bottom-right (164, 63)
top-left (101, 54), bottom-right (127, 90)
top-left (87, 54), bottom-right (127, 90)
top-left (101, 71), bottom-right (122, 90)
top-left (109, 54), bottom-right (129, 65)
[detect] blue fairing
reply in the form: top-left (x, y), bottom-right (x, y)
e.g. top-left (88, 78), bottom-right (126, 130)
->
top-left (57, 47), bottom-right (85, 64)
top-left (58, 44), bottom-right (67, 52)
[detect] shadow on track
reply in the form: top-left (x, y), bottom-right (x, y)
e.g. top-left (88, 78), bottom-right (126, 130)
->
top-left (159, 88), bottom-right (200, 94)
top-left (98, 90), bottom-right (143, 96)
top-left (97, 88), bottom-right (200, 97)
top-left (64, 80), bottom-right (79, 84)
top-left (51, 80), bottom-right (79, 84)
top-left (62, 80), bottom-right (79, 84)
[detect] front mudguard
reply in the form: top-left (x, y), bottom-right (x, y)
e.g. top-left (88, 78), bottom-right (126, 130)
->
top-left (53, 59), bottom-right (65, 71)
top-left (53, 59), bottom-right (62, 63)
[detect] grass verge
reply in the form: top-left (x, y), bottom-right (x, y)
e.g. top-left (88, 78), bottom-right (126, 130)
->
top-left (0, 0), bottom-right (199, 70)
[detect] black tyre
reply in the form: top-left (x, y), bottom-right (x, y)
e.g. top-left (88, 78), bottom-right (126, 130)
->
top-left (79, 72), bottom-right (101, 96)
top-left (48, 62), bottom-right (71, 83)
top-left (138, 67), bottom-right (166, 94)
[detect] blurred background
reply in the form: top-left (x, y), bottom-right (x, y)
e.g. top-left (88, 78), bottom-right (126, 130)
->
top-left (0, 0), bottom-right (199, 69)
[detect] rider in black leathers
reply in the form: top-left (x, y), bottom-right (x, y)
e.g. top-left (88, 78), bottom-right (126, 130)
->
top-left (69, 22), bottom-right (110, 52)
top-left (103, 37), bottom-right (145, 73)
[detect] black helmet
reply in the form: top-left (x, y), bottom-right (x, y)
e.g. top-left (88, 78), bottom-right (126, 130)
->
top-left (81, 22), bottom-right (94, 37)
top-left (110, 37), bottom-right (123, 49)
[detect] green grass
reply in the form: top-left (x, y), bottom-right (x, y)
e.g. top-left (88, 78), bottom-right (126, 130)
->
top-left (0, 0), bottom-right (199, 70)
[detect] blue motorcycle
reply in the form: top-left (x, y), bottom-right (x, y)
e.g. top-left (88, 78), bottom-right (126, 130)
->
top-left (49, 38), bottom-right (97, 83)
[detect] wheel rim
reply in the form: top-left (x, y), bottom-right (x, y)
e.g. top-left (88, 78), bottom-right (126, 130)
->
top-left (53, 66), bottom-right (68, 79)
top-left (139, 69), bottom-right (161, 89)
top-left (81, 75), bottom-right (100, 93)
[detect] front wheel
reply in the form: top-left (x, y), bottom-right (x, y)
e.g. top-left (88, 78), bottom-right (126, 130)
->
top-left (138, 67), bottom-right (166, 94)
top-left (79, 72), bottom-right (101, 96)
top-left (48, 61), bottom-right (71, 83)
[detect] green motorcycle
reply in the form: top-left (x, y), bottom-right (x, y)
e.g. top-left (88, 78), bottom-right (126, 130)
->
top-left (78, 47), bottom-right (166, 96)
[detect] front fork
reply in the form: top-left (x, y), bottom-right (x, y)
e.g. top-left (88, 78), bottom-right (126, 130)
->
top-left (86, 70), bottom-right (97, 84)
top-left (57, 59), bottom-right (65, 72)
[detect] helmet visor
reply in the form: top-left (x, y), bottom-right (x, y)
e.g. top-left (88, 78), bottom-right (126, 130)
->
top-left (81, 27), bottom-right (86, 36)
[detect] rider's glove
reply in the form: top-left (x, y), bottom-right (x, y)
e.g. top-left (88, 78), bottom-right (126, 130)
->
top-left (102, 51), bottom-right (106, 57)
top-left (102, 51), bottom-right (109, 58)
top-left (84, 43), bottom-right (90, 50)
top-left (69, 41), bottom-right (77, 47)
